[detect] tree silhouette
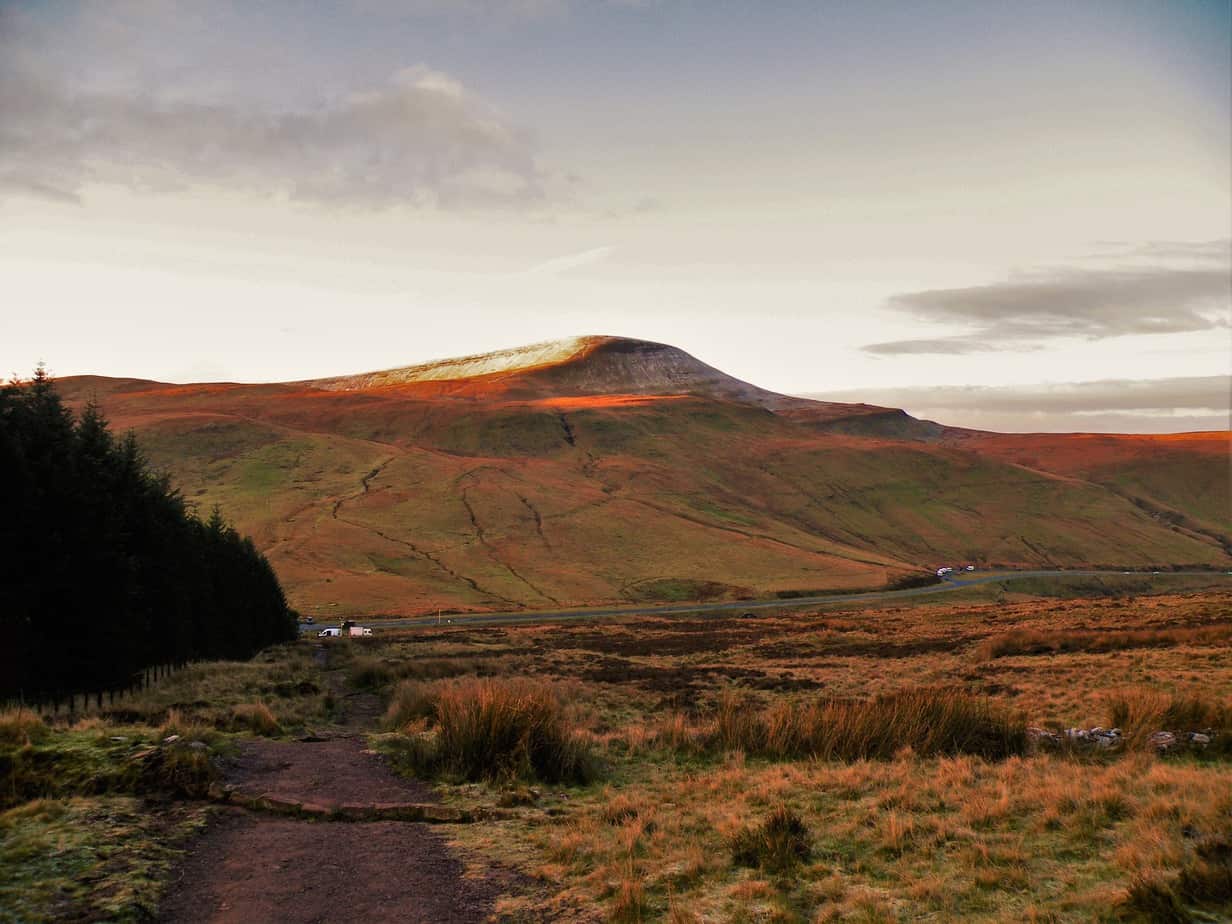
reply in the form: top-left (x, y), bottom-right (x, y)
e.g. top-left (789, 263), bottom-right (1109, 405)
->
top-left (0, 370), bottom-right (296, 702)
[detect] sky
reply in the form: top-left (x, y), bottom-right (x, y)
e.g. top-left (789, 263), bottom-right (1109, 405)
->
top-left (1, 0), bottom-right (1229, 432)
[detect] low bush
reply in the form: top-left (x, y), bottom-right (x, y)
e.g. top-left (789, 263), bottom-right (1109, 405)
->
top-left (728, 804), bottom-right (812, 873)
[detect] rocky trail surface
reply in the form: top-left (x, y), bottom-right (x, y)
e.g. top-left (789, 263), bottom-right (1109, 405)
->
top-left (158, 655), bottom-right (510, 923)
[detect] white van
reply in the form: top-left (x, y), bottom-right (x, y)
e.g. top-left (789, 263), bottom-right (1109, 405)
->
top-left (318, 627), bottom-right (341, 638)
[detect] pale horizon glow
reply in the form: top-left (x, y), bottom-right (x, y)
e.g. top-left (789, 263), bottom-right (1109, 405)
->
top-left (2, 0), bottom-right (1229, 431)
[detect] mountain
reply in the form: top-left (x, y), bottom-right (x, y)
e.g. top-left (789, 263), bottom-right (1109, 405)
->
top-left (55, 337), bottom-right (1231, 617)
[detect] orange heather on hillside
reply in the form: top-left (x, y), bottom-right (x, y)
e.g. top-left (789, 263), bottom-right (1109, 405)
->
top-left (56, 337), bottom-right (1230, 616)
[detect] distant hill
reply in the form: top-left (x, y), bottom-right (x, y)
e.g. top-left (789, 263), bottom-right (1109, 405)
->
top-left (55, 337), bottom-right (1231, 617)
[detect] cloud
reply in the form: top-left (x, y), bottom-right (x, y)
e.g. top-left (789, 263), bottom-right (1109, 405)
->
top-left (862, 338), bottom-right (1026, 355)
top-left (809, 375), bottom-right (1230, 433)
top-left (0, 64), bottom-right (545, 209)
top-left (865, 243), bottom-right (1231, 354)
top-left (515, 245), bottom-right (615, 277)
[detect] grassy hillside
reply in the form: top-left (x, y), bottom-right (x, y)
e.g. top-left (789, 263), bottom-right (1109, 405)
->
top-left (54, 364), bottom-right (1230, 619)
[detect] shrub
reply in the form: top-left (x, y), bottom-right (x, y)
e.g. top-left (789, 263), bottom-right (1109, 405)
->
top-left (230, 703), bottom-right (281, 737)
top-left (0, 710), bottom-right (48, 746)
top-left (728, 804), bottom-right (812, 873)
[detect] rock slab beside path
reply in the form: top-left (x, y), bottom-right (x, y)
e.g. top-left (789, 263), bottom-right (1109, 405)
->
top-left (159, 737), bottom-right (507, 923)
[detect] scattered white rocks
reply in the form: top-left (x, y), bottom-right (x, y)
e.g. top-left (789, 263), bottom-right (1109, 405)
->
top-left (1148, 731), bottom-right (1177, 752)
top-left (1064, 726), bottom-right (1122, 748)
top-left (1030, 726), bottom-right (1218, 754)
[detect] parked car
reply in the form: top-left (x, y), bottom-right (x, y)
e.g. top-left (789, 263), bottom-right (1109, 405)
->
top-left (302, 615), bottom-right (315, 624)
top-left (318, 627), bottom-right (340, 638)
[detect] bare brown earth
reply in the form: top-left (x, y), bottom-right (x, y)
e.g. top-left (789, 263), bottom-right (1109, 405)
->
top-left (159, 662), bottom-right (512, 923)
top-left (157, 812), bottom-right (501, 924)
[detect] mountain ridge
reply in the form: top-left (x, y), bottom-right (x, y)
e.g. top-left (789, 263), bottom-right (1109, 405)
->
top-left (50, 337), bottom-right (1231, 616)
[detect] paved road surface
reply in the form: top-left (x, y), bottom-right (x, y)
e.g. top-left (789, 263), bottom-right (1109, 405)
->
top-left (300, 570), bottom-right (1227, 634)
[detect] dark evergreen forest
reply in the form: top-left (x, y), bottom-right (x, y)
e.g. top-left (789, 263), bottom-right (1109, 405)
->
top-left (0, 368), bottom-right (297, 701)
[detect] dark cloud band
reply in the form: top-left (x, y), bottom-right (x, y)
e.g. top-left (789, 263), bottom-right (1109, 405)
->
top-left (865, 244), bottom-right (1231, 354)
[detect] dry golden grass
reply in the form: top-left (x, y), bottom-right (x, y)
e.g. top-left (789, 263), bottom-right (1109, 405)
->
top-left (385, 678), bottom-right (597, 784)
top-left (975, 622), bottom-right (1232, 660)
top-left (367, 587), bottom-right (1232, 921)
top-left (229, 702), bottom-right (281, 737)
top-left (0, 709), bottom-right (48, 746)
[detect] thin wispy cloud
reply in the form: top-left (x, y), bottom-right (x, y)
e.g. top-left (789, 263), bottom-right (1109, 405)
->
top-left (514, 245), bottom-right (615, 277)
top-left (865, 242), bottom-right (1231, 355)
top-left (812, 375), bottom-right (1231, 433)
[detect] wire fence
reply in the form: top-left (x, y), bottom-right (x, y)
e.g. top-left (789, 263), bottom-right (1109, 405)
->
top-left (3, 662), bottom-right (185, 719)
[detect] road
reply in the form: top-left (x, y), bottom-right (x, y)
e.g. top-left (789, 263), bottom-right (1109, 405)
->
top-left (299, 569), bottom-right (1227, 633)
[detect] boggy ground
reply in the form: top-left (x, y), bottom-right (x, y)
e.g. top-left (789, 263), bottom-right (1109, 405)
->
top-left (356, 582), bottom-right (1232, 922)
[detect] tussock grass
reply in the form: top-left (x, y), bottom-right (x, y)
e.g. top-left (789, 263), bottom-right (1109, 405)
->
top-left (160, 709), bottom-right (218, 745)
top-left (609, 873), bottom-right (648, 923)
top-left (1123, 833), bottom-right (1232, 922)
top-left (346, 656), bottom-right (396, 691)
top-left (665, 688), bottom-right (1028, 762)
top-left (975, 623), bottom-right (1232, 660)
top-left (1107, 689), bottom-right (1230, 755)
top-left (727, 804), bottom-right (812, 873)
top-left (383, 680), bottom-right (438, 731)
top-left (0, 709), bottom-right (48, 746)
top-left (396, 658), bottom-right (482, 681)
top-left (229, 703), bottom-right (281, 737)
top-left (388, 678), bottom-right (597, 784)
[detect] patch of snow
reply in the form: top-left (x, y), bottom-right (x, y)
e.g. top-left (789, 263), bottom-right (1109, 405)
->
top-left (308, 337), bottom-right (597, 390)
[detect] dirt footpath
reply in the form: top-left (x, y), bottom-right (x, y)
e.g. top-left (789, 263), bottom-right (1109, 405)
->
top-left (158, 811), bottom-right (501, 924)
top-left (226, 737), bottom-right (437, 807)
top-left (159, 661), bottom-right (510, 923)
